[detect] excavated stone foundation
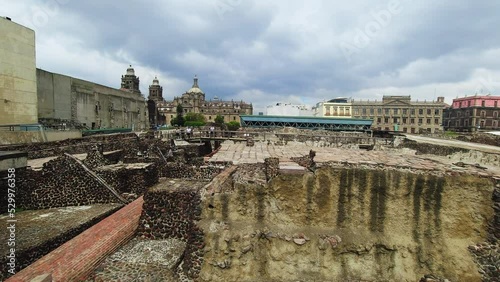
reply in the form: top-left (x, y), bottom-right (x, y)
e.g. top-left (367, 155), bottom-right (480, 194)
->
top-left (198, 165), bottom-right (495, 282)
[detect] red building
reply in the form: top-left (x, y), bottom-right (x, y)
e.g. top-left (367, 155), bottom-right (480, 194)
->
top-left (443, 95), bottom-right (500, 131)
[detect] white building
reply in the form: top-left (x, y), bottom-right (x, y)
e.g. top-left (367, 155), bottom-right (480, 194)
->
top-left (266, 103), bottom-right (313, 116)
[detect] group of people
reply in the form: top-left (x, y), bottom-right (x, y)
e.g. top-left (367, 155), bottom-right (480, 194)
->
top-left (169, 125), bottom-right (220, 140)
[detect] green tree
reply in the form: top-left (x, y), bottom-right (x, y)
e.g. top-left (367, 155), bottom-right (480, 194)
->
top-left (226, 121), bottom-right (240, 131)
top-left (171, 104), bottom-right (185, 126)
top-left (214, 114), bottom-right (225, 126)
top-left (185, 112), bottom-right (206, 123)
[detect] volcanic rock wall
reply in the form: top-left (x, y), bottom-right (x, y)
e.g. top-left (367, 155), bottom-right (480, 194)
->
top-left (136, 183), bottom-right (205, 279)
top-left (96, 163), bottom-right (159, 196)
top-left (198, 165), bottom-right (495, 282)
top-left (162, 163), bottom-right (223, 180)
top-left (18, 155), bottom-right (121, 209)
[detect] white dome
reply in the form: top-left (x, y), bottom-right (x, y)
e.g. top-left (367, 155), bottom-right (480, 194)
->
top-left (152, 76), bottom-right (159, 85)
top-left (187, 75), bottom-right (204, 94)
top-left (126, 65), bottom-right (135, 76)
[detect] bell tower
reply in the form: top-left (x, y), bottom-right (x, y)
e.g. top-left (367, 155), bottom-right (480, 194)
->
top-left (120, 65), bottom-right (141, 94)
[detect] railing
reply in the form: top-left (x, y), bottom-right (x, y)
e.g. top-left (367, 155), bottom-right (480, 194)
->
top-left (161, 130), bottom-right (379, 145)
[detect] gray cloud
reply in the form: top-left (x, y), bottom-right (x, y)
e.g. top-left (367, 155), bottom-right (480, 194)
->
top-left (2, 0), bottom-right (499, 114)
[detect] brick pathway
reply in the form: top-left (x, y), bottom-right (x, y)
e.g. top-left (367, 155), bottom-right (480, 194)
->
top-left (6, 197), bottom-right (143, 282)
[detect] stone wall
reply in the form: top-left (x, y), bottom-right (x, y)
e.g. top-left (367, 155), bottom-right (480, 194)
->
top-left (162, 163), bottom-right (223, 180)
top-left (467, 177), bottom-right (500, 282)
top-left (137, 185), bottom-right (205, 279)
top-left (18, 155), bottom-right (122, 209)
top-left (198, 166), bottom-right (495, 282)
top-left (97, 163), bottom-right (159, 196)
top-left (37, 68), bottom-right (148, 130)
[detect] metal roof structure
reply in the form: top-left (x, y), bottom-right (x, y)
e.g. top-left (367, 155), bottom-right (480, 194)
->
top-left (240, 115), bottom-right (373, 131)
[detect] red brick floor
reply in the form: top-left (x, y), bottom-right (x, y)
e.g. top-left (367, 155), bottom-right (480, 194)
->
top-left (7, 197), bottom-right (144, 282)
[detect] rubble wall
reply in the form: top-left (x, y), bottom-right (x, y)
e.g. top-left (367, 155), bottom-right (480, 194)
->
top-left (19, 155), bottom-right (122, 209)
top-left (199, 166), bottom-right (495, 282)
top-left (136, 186), bottom-right (205, 279)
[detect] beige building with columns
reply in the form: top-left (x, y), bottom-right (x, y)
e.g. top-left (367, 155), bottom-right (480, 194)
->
top-left (0, 17), bottom-right (38, 125)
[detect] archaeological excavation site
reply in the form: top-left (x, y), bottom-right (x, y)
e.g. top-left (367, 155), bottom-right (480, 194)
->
top-left (1, 129), bottom-right (499, 282)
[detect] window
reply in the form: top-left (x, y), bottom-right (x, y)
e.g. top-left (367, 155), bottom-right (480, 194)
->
top-left (362, 108), bottom-right (367, 115)
top-left (482, 101), bottom-right (486, 107)
top-left (384, 118), bottom-right (389, 123)
top-left (468, 101), bottom-right (471, 107)
top-left (385, 108), bottom-right (390, 115)
top-left (493, 120), bottom-right (498, 128)
top-left (171, 115), bottom-right (173, 118)
top-left (419, 109), bottom-right (423, 115)
top-left (377, 118), bottom-right (381, 123)
top-left (393, 118), bottom-right (398, 123)
top-left (377, 108), bottom-right (382, 114)
top-left (434, 118), bottom-right (439, 124)
top-left (411, 109), bottom-right (416, 115)
top-left (481, 111), bottom-right (486, 118)
top-left (403, 128), bottom-right (407, 133)
top-left (494, 112), bottom-right (498, 118)
top-left (411, 118), bottom-right (415, 124)
top-left (402, 118), bottom-right (407, 124)
top-left (403, 109), bottom-right (407, 115)
top-left (209, 116), bottom-right (212, 120)
top-left (427, 109), bottom-right (431, 115)
top-left (393, 108), bottom-right (399, 114)
top-left (495, 101), bottom-right (498, 107)
top-left (233, 117), bottom-right (236, 121)
top-left (434, 109), bottom-right (440, 115)
top-left (418, 118), bottom-right (423, 124)
top-left (370, 108), bottom-right (374, 115)
top-left (426, 118), bottom-right (431, 124)
top-left (354, 108), bottom-right (359, 115)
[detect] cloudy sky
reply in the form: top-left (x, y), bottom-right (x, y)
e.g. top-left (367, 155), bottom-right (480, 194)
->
top-left (3, 0), bottom-right (500, 113)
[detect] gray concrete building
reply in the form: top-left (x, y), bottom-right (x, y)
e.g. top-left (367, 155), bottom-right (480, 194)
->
top-left (37, 67), bottom-right (148, 130)
top-left (0, 17), bottom-right (38, 125)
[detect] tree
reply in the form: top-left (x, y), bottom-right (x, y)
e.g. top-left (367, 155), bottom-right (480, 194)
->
top-left (226, 121), bottom-right (240, 131)
top-left (171, 104), bottom-right (185, 126)
top-left (214, 114), bottom-right (224, 126)
top-left (185, 112), bottom-right (206, 123)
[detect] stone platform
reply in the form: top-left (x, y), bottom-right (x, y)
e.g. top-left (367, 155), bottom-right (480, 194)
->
top-left (209, 140), bottom-right (500, 178)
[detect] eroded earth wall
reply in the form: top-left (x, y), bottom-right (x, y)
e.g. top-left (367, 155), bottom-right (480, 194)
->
top-left (199, 166), bottom-right (495, 282)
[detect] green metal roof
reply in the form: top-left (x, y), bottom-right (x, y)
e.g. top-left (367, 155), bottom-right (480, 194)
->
top-left (239, 115), bottom-right (373, 125)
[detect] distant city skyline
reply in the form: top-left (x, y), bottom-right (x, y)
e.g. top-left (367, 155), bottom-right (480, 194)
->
top-left (2, 0), bottom-right (500, 114)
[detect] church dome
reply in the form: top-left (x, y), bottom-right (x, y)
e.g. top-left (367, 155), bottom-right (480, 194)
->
top-left (187, 75), bottom-right (204, 94)
top-left (126, 65), bottom-right (135, 76)
top-left (152, 76), bottom-right (159, 86)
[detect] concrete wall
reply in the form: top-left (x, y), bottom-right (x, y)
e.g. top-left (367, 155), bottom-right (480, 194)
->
top-left (0, 18), bottom-right (38, 125)
top-left (37, 69), bottom-right (149, 130)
